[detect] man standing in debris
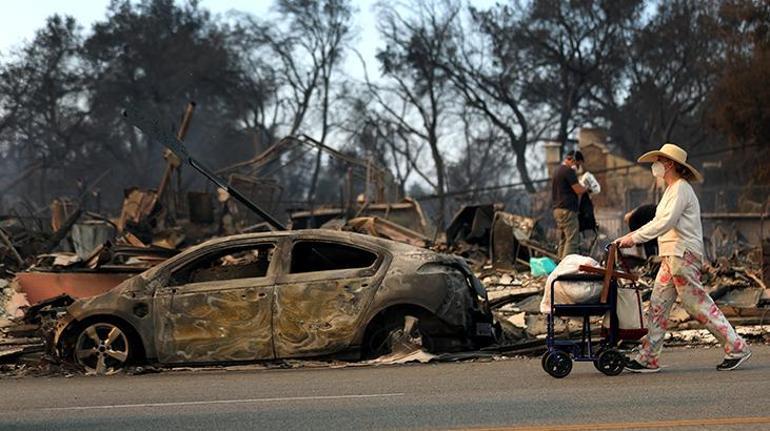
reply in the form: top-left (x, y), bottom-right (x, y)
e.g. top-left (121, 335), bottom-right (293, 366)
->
top-left (552, 150), bottom-right (586, 259)
top-left (615, 143), bottom-right (751, 372)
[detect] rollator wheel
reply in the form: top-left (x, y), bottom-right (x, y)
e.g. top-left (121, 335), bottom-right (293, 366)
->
top-left (595, 349), bottom-right (626, 376)
top-left (543, 351), bottom-right (572, 378)
top-left (541, 352), bottom-right (549, 370)
top-left (592, 350), bottom-right (605, 373)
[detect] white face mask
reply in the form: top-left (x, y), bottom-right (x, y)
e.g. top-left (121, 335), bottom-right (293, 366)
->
top-left (651, 161), bottom-right (666, 178)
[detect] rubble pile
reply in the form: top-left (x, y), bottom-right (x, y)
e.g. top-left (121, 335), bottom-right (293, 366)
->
top-left (1, 278), bottom-right (75, 376)
top-left (666, 325), bottom-right (770, 346)
top-left (0, 110), bottom-right (768, 376)
top-left (0, 317), bottom-right (46, 375)
top-left (2, 190), bottom-right (770, 377)
top-left (438, 204), bottom-right (557, 273)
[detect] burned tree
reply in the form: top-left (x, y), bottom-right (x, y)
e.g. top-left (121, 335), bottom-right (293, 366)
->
top-left (436, 4), bottom-right (550, 193)
top-left (710, 0), bottom-right (770, 150)
top-left (275, 0), bottom-right (353, 205)
top-left (82, 0), bottom-right (259, 196)
top-left (0, 15), bottom-right (88, 208)
top-left (707, 0), bottom-right (770, 195)
top-left (368, 0), bottom-right (459, 229)
top-left (235, 0), bottom-right (354, 206)
top-left (592, 1), bottom-right (722, 160)
top-left (518, 0), bottom-right (643, 155)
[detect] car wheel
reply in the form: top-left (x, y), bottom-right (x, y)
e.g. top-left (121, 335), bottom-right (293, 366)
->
top-left (363, 314), bottom-right (434, 359)
top-left (73, 321), bottom-right (132, 375)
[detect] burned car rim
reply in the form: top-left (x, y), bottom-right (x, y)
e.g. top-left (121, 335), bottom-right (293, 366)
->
top-left (74, 323), bottom-right (130, 375)
top-left (363, 314), bottom-right (434, 359)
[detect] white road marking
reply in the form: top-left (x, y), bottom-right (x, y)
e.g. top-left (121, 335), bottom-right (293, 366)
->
top-left (40, 393), bottom-right (405, 411)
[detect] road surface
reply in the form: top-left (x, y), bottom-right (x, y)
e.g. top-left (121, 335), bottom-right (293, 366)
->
top-left (1, 345), bottom-right (768, 430)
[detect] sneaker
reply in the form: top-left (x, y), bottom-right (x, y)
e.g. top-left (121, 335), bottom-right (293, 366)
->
top-left (716, 350), bottom-right (752, 371)
top-left (624, 359), bottom-right (661, 373)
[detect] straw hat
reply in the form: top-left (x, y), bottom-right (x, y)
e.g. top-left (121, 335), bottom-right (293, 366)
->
top-left (637, 143), bottom-right (703, 183)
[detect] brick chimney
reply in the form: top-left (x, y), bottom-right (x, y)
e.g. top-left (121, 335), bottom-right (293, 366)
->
top-left (544, 141), bottom-right (561, 177)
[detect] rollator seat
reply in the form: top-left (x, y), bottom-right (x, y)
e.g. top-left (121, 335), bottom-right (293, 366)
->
top-left (551, 273), bottom-right (614, 317)
top-left (554, 273), bottom-right (605, 283)
top-left (553, 302), bottom-right (613, 317)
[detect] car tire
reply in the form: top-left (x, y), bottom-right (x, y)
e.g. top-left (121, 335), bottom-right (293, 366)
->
top-left (72, 320), bottom-right (134, 375)
top-left (362, 313), bottom-right (434, 359)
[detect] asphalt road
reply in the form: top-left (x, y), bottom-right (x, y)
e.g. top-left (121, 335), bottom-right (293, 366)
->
top-left (1, 345), bottom-right (768, 431)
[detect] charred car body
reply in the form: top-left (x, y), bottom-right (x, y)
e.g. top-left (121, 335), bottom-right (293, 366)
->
top-left (53, 229), bottom-right (494, 374)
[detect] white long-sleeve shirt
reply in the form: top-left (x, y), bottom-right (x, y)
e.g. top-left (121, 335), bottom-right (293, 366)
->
top-left (631, 179), bottom-right (704, 257)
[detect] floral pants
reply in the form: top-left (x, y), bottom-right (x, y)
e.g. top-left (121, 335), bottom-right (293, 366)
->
top-left (635, 251), bottom-right (749, 368)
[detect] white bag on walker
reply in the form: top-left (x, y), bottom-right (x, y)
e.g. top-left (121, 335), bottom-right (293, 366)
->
top-left (540, 254), bottom-right (603, 314)
top-left (602, 285), bottom-right (647, 340)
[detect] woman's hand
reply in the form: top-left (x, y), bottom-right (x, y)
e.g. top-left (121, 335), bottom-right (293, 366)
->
top-left (615, 233), bottom-right (636, 249)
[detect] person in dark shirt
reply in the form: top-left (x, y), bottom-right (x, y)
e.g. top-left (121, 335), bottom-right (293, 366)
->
top-left (551, 150), bottom-right (587, 258)
top-left (624, 204), bottom-right (658, 257)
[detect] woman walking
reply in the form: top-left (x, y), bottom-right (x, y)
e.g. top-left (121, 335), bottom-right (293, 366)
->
top-left (615, 143), bottom-right (751, 372)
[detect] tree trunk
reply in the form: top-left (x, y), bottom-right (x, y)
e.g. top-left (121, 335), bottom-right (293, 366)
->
top-left (306, 71), bottom-right (331, 205)
top-left (428, 136), bottom-right (446, 230)
top-left (513, 141), bottom-right (536, 193)
top-left (307, 148), bottom-right (323, 204)
top-left (558, 108), bottom-right (570, 157)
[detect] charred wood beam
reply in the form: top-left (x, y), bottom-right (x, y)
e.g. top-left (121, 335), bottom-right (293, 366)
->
top-left (42, 169), bottom-right (110, 253)
top-left (157, 101), bottom-right (195, 200)
top-left (0, 228), bottom-right (24, 266)
top-left (122, 107), bottom-right (287, 231)
top-left (43, 207), bottom-right (83, 253)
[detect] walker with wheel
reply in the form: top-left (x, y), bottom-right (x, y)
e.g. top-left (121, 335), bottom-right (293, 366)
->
top-left (542, 243), bottom-right (645, 378)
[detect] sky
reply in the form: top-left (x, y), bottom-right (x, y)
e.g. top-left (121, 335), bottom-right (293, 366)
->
top-left (0, 0), bottom-right (497, 79)
top-left (0, 1), bottom-right (359, 77)
top-left (0, 1), bottom-right (267, 52)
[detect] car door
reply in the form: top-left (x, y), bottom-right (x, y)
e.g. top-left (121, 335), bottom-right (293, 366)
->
top-left (273, 239), bottom-right (384, 358)
top-left (154, 241), bottom-right (277, 364)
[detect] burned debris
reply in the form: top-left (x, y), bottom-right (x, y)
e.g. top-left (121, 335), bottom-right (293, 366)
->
top-left (3, 191), bottom-right (769, 376)
top-left (1, 104), bottom-right (769, 378)
top-left (2, 104), bottom-right (493, 375)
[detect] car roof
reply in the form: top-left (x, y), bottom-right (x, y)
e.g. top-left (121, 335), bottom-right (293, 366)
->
top-left (189, 229), bottom-right (426, 254)
top-left (139, 228), bottom-right (441, 281)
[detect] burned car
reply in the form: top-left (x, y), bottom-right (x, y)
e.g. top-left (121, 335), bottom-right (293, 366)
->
top-left (52, 229), bottom-right (494, 374)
